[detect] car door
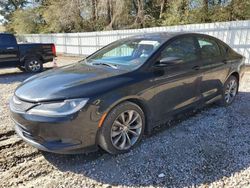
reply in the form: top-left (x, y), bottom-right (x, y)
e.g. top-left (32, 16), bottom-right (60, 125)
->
top-left (151, 35), bottom-right (202, 123)
top-left (195, 35), bottom-right (230, 103)
top-left (0, 34), bottom-right (19, 67)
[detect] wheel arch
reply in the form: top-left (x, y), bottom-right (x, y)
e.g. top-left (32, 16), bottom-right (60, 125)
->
top-left (231, 72), bottom-right (239, 83)
top-left (231, 72), bottom-right (240, 93)
top-left (126, 98), bottom-right (151, 133)
top-left (20, 54), bottom-right (44, 66)
top-left (99, 96), bottom-right (152, 134)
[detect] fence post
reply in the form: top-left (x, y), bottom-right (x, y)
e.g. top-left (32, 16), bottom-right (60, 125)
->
top-left (50, 34), bottom-right (53, 44)
top-left (64, 34), bottom-right (67, 54)
top-left (96, 32), bottom-right (100, 51)
top-left (78, 34), bottom-right (81, 55)
top-left (39, 34), bottom-right (42, 43)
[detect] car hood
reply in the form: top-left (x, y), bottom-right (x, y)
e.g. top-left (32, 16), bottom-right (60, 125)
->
top-left (15, 63), bottom-right (129, 102)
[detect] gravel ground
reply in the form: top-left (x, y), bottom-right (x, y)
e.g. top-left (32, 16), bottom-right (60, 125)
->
top-left (0, 56), bottom-right (250, 188)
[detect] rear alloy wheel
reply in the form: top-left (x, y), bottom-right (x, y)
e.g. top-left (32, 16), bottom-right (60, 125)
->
top-left (25, 58), bottom-right (43, 73)
top-left (98, 102), bottom-right (145, 154)
top-left (221, 75), bottom-right (238, 106)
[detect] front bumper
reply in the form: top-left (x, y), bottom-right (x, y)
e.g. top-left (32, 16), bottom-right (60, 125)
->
top-left (10, 105), bottom-right (100, 154)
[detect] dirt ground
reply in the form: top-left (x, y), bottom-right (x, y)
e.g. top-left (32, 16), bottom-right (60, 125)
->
top-left (0, 56), bottom-right (250, 188)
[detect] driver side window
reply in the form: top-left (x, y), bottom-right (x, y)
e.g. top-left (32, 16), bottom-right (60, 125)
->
top-left (160, 37), bottom-right (198, 63)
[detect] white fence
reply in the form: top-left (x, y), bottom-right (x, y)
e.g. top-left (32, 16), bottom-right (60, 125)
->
top-left (18, 20), bottom-right (250, 64)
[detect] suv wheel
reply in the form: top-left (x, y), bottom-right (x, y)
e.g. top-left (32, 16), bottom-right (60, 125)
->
top-left (25, 58), bottom-right (43, 73)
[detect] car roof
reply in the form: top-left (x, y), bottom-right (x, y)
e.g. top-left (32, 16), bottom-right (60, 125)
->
top-left (124, 32), bottom-right (229, 47)
top-left (0, 32), bottom-right (13, 35)
top-left (125, 32), bottom-right (197, 43)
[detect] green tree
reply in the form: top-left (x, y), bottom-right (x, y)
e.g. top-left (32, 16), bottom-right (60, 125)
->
top-left (41, 0), bottom-right (84, 33)
top-left (228, 0), bottom-right (250, 21)
top-left (0, 0), bottom-right (29, 24)
top-left (161, 0), bottom-right (190, 26)
top-left (3, 0), bottom-right (250, 34)
top-left (8, 8), bottom-right (40, 34)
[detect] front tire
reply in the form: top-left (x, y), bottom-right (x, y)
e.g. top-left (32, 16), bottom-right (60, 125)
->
top-left (24, 58), bottom-right (43, 73)
top-left (220, 75), bottom-right (238, 106)
top-left (98, 102), bottom-right (145, 154)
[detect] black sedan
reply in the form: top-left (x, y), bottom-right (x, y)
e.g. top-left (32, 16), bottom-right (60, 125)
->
top-left (10, 32), bottom-right (245, 154)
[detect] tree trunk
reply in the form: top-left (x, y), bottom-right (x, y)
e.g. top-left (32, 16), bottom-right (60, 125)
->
top-left (91, 0), bottom-right (97, 21)
top-left (203, 0), bottom-right (209, 22)
top-left (10, 0), bottom-right (18, 10)
top-left (106, 0), bottom-right (115, 30)
top-left (107, 0), bottom-right (112, 24)
top-left (159, 0), bottom-right (166, 19)
top-left (228, 0), bottom-right (234, 21)
top-left (134, 0), bottom-right (144, 28)
top-left (132, 0), bottom-right (138, 14)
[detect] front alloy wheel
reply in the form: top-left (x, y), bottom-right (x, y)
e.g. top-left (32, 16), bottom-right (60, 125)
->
top-left (111, 110), bottom-right (142, 150)
top-left (98, 102), bottom-right (145, 154)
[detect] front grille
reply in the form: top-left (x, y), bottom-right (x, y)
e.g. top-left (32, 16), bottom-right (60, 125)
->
top-left (10, 96), bottom-right (36, 112)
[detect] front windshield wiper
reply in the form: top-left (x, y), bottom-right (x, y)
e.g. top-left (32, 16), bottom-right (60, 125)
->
top-left (92, 62), bottom-right (118, 69)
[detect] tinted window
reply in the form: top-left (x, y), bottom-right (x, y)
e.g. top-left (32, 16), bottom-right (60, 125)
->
top-left (218, 42), bottom-right (229, 56)
top-left (103, 44), bottom-right (136, 57)
top-left (160, 37), bottom-right (198, 63)
top-left (0, 35), bottom-right (17, 46)
top-left (197, 37), bottom-right (221, 58)
top-left (86, 39), bottom-right (162, 68)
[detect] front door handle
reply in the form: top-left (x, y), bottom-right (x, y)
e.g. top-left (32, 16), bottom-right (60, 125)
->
top-left (192, 65), bottom-right (200, 70)
top-left (6, 47), bottom-right (15, 50)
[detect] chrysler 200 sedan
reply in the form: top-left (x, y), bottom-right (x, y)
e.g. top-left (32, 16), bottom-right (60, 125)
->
top-left (10, 32), bottom-right (245, 154)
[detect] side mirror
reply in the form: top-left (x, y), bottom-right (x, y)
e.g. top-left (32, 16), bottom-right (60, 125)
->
top-left (155, 57), bottom-right (184, 67)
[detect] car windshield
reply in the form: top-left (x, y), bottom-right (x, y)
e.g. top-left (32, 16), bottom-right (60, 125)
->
top-left (84, 38), bottom-right (162, 69)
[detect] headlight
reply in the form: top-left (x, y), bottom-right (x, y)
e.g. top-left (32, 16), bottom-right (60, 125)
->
top-left (27, 98), bottom-right (88, 117)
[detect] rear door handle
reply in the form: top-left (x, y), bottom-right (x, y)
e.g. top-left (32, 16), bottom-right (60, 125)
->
top-left (6, 47), bottom-right (15, 50)
top-left (192, 65), bottom-right (200, 70)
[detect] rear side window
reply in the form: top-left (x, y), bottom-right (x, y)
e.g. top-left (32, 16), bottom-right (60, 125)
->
top-left (160, 37), bottom-right (198, 63)
top-left (197, 37), bottom-right (221, 58)
top-left (0, 35), bottom-right (17, 46)
top-left (218, 42), bottom-right (229, 56)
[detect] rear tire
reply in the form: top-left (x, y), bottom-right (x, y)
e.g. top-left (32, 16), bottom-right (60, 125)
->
top-left (220, 75), bottom-right (238, 106)
top-left (24, 58), bottom-right (43, 73)
top-left (98, 102), bottom-right (145, 154)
